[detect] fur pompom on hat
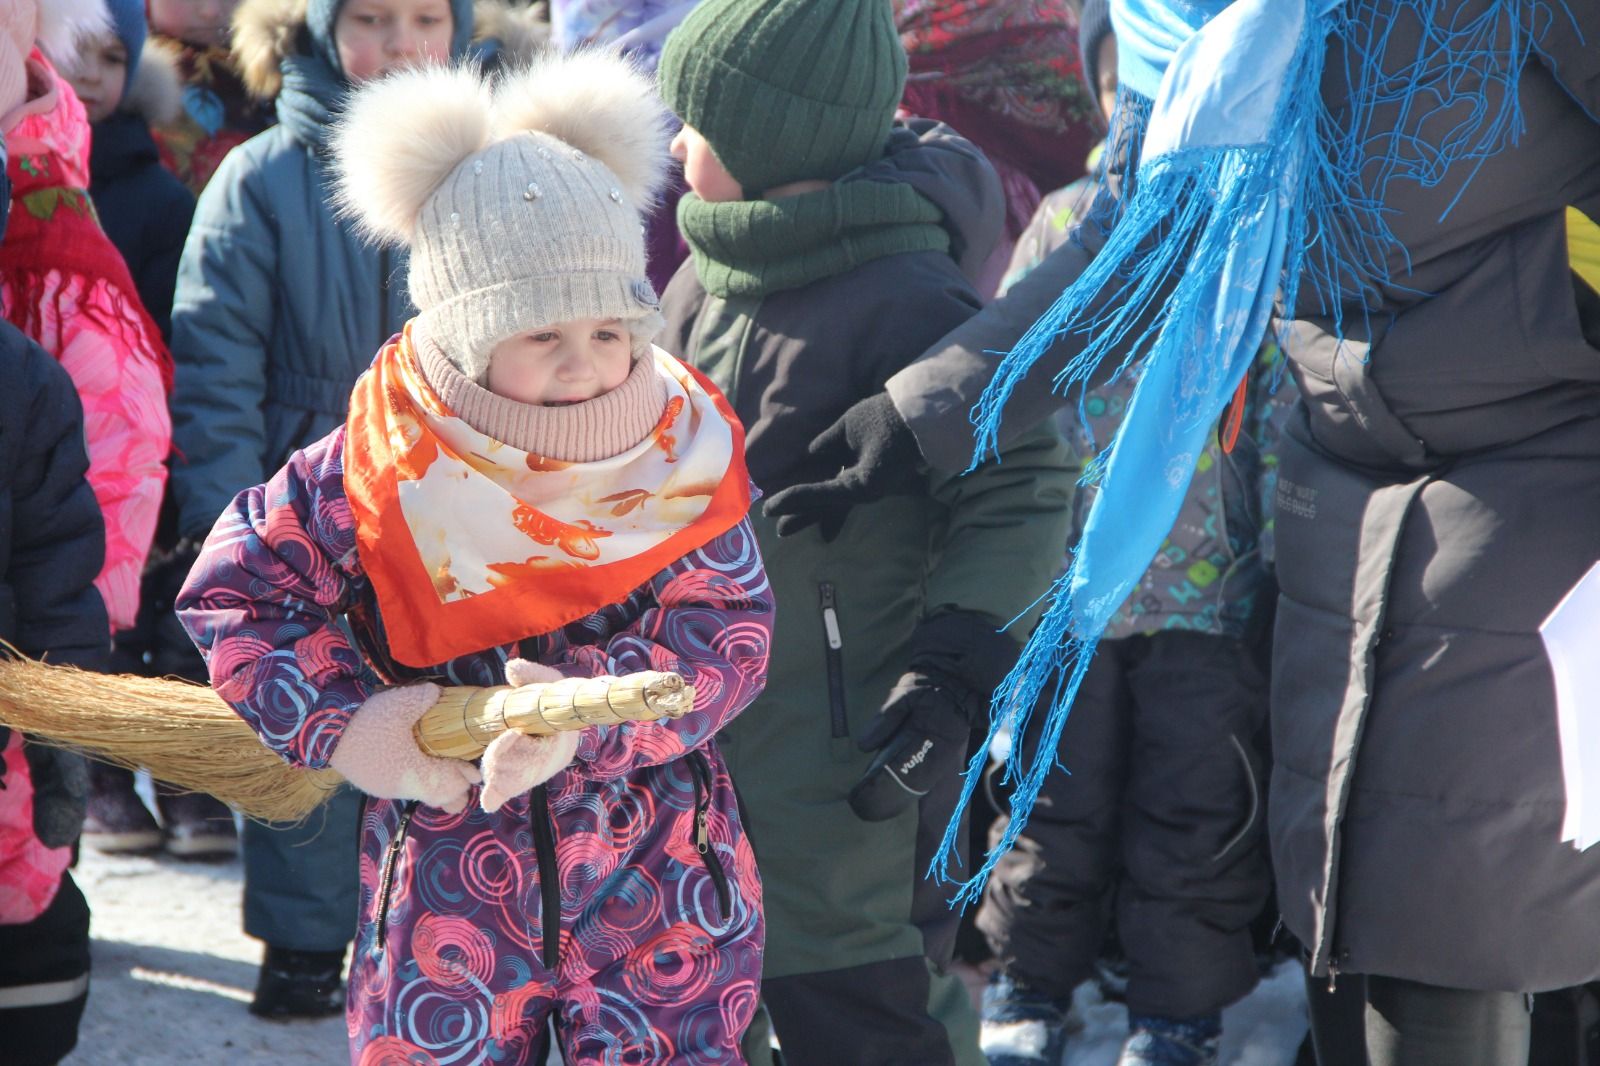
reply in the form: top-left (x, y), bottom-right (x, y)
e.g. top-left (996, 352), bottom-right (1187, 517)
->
top-left (3, 0), bottom-right (107, 116)
top-left (332, 51), bottom-right (671, 380)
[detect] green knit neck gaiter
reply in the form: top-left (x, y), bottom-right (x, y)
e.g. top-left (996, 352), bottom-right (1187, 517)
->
top-left (678, 181), bottom-right (950, 299)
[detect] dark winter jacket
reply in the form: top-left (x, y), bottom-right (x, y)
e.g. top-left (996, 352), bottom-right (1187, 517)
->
top-left (659, 124), bottom-right (1073, 979)
top-left (876, 2), bottom-right (1600, 992)
top-left (0, 321), bottom-right (108, 673)
top-left (0, 319), bottom-right (109, 922)
top-left (89, 110), bottom-right (196, 342)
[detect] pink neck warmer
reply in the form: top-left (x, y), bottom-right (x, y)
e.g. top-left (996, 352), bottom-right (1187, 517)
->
top-left (417, 339), bottom-right (669, 463)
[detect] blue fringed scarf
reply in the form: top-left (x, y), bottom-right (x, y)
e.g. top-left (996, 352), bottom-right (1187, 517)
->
top-left (936, 0), bottom-right (1573, 903)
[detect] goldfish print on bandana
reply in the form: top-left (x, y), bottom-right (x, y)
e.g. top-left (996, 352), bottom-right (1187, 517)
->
top-left (343, 326), bottom-right (750, 667)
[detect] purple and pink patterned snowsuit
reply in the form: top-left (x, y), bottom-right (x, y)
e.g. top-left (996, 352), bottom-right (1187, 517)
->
top-left (177, 426), bottom-right (772, 1066)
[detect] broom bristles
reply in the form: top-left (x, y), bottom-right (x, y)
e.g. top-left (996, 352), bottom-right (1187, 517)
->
top-left (0, 658), bottom-right (340, 823)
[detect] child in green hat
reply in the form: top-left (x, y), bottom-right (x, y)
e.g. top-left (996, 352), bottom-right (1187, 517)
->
top-left (657, 1), bottom-right (1075, 1063)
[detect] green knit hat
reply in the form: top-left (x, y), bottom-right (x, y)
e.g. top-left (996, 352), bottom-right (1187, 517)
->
top-left (658, 0), bottom-right (908, 195)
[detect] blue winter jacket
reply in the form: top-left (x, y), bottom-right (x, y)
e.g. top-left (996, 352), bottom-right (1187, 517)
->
top-left (167, 0), bottom-right (475, 539)
top-left (167, 111), bottom-right (410, 538)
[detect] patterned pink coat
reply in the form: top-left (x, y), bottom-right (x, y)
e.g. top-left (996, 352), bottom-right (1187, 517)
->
top-left (177, 426), bottom-right (773, 1065)
top-left (2, 54), bottom-right (170, 633)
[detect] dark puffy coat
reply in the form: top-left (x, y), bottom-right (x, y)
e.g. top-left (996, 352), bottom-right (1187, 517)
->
top-left (167, 119), bottom-right (412, 540)
top-left (166, 0), bottom-right (446, 539)
top-left (0, 319), bottom-right (109, 872)
top-left (0, 320), bottom-right (109, 670)
top-left (660, 124), bottom-right (1073, 988)
top-left (1267, 16), bottom-right (1600, 990)
top-left (88, 110), bottom-right (195, 342)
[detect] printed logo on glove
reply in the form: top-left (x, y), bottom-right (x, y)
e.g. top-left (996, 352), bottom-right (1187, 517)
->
top-left (848, 671), bottom-right (975, 822)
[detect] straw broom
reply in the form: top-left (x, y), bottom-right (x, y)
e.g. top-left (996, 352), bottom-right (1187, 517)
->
top-left (0, 658), bottom-right (693, 823)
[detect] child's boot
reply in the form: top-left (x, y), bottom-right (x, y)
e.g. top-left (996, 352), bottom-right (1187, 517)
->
top-left (82, 763), bottom-right (162, 853)
top-left (249, 945), bottom-right (347, 1020)
top-left (981, 970), bottom-right (1076, 1065)
top-left (156, 788), bottom-right (239, 860)
top-left (1117, 1012), bottom-right (1222, 1066)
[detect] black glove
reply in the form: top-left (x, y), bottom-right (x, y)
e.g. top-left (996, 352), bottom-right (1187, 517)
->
top-left (848, 672), bottom-right (974, 821)
top-left (111, 538), bottom-right (207, 681)
top-left (763, 392), bottom-right (924, 541)
top-left (848, 612), bottom-right (1022, 822)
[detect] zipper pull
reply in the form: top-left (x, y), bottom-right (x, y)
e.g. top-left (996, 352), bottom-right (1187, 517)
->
top-left (696, 810), bottom-right (710, 854)
top-left (820, 583), bottom-right (842, 650)
top-left (1327, 963), bottom-right (1339, 994)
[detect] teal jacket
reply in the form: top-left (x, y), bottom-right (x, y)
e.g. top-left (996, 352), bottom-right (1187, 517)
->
top-left (166, 0), bottom-right (475, 538)
top-left (168, 120), bottom-right (411, 538)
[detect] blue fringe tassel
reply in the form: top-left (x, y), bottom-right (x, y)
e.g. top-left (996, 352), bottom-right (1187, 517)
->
top-left (932, 0), bottom-right (1576, 906)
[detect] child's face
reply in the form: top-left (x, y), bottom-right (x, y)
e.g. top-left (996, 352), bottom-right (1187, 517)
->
top-left (334, 0), bottom-right (455, 86)
top-left (486, 318), bottom-right (634, 407)
top-left (64, 33), bottom-right (128, 125)
top-left (670, 124), bottom-right (742, 203)
top-left (1096, 36), bottom-right (1119, 125)
top-left (148, 0), bottom-right (241, 48)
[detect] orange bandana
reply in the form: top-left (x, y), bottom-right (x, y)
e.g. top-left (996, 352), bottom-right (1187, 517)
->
top-left (343, 329), bottom-right (750, 667)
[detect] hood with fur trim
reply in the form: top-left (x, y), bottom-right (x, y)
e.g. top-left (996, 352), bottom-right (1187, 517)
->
top-left (120, 37), bottom-right (183, 125)
top-left (3, 0), bottom-right (106, 120)
top-left (30, 0), bottom-right (109, 74)
top-left (470, 0), bottom-right (550, 70)
top-left (232, 0), bottom-right (548, 101)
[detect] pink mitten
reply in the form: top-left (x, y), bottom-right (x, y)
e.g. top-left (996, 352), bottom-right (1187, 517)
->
top-left (479, 729), bottom-right (580, 813)
top-left (479, 658), bottom-right (579, 813)
top-left (329, 683), bottom-right (482, 812)
top-left (504, 658), bottom-right (564, 689)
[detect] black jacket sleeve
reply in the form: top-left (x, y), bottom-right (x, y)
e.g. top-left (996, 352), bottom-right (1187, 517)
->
top-left (883, 231), bottom-right (1109, 474)
top-left (8, 328), bottom-right (110, 671)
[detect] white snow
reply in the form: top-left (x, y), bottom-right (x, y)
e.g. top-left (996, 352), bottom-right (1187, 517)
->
top-left (65, 846), bottom-right (347, 1065)
top-left (61, 845), bottom-right (1308, 1065)
top-left (1056, 962), bottom-right (1310, 1066)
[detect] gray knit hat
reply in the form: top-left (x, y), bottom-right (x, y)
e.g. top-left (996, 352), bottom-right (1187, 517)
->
top-left (331, 53), bottom-right (672, 379)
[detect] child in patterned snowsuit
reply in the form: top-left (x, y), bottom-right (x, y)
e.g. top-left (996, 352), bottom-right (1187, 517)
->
top-left (975, 8), bottom-right (1295, 1064)
top-left (176, 53), bottom-right (771, 1066)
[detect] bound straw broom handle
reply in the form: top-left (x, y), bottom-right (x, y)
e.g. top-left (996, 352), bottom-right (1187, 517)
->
top-left (413, 670), bottom-right (695, 761)
top-left (0, 658), bottom-right (694, 823)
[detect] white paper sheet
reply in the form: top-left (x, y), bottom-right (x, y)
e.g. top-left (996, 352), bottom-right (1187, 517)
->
top-left (1540, 561), bottom-right (1600, 851)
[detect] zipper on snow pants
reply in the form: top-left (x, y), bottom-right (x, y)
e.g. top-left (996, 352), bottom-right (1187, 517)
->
top-left (373, 800), bottom-right (419, 956)
top-left (819, 582), bottom-right (848, 738)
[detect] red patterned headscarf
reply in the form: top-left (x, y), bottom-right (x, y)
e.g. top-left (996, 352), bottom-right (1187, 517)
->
top-left (896, 0), bottom-right (1099, 235)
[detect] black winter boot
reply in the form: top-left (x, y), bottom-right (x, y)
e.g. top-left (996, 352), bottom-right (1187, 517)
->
top-left (156, 789), bottom-right (239, 860)
top-left (249, 945), bottom-right (347, 1020)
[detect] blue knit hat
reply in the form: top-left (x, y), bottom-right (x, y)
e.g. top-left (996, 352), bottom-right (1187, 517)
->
top-left (306, 0), bottom-right (477, 80)
top-left (102, 0), bottom-right (147, 99)
top-left (1077, 0), bottom-right (1113, 99)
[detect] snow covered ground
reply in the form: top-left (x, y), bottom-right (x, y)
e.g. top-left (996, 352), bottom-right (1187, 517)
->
top-left (1058, 962), bottom-right (1309, 1066)
top-left (66, 846), bottom-right (347, 1065)
top-left (62, 843), bottom-right (1309, 1065)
